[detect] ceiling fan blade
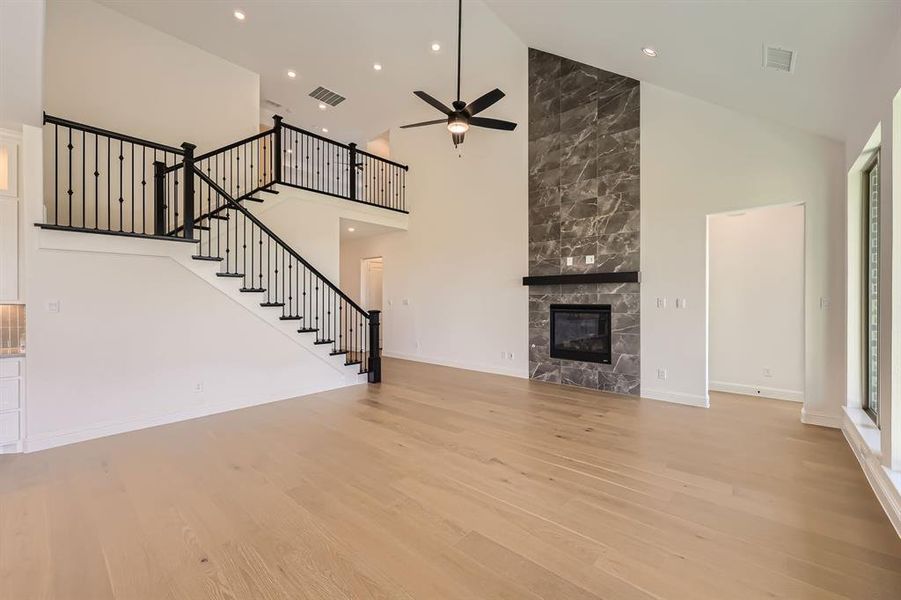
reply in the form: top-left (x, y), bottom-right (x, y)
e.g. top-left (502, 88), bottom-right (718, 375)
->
top-left (470, 117), bottom-right (517, 131)
top-left (400, 119), bottom-right (447, 129)
top-left (414, 91), bottom-right (453, 115)
top-left (465, 88), bottom-right (505, 116)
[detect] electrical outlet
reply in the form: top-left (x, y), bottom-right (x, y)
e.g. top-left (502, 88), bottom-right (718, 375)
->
top-left (657, 368), bottom-right (667, 380)
top-left (566, 256), bottom-right (574, 266)
top-left (193, 382), bottom-right (204, 393)
top-left (820, 297), bottom-right (830, 309)
top-left (509, 352), bottom-right (515, 361)
top-left (403, 298), bottom-right (410, 306)
top-left (585, 255), bottom-right (595, 265)
top-left (47, 300), bottom-right (60, 313)
top-left (656, 297), bottom-right (666, 309)
top-left (676, 298), bottom-right (687, 309)
top-left (763, 368), bottom-right (772, 378)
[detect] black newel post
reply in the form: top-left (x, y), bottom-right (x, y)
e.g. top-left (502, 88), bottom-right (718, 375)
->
top-left (368, 310), bottom-right (381, 383)
top-left (348, 142), bottom-right (357, 201)
top-left (272, 114), bottom-right (283, 184)
top-left (181, 142), bottom-right (196, 239)
top-left (153, 161), bottom-right (166, 236)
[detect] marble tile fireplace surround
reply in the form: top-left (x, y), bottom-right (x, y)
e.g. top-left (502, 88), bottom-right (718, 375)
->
top-left (527, 48), bottom-right (640, 395)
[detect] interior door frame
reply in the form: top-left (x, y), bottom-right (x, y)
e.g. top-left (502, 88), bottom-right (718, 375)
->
top-left (360, 256), bottom-right (383, 311)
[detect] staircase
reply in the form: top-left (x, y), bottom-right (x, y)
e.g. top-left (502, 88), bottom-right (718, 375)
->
top-left (39, 113), bottom-right (410, 383)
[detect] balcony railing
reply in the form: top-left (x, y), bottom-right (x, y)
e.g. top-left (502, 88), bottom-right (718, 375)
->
top-left (41, 113), bottom-right (409, 241)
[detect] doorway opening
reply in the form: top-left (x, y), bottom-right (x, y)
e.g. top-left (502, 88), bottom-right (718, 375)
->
top-left (706, 203), bottom-right (806, 405)
top-left (360, 257), bottom-right (383, 312)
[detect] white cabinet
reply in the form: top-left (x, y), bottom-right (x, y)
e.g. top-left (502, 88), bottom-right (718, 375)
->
top-left (0, 412), bottom-right (19, 445)
top-left (0, 357), bottom-right (23, 450)
top-left (0, 378), bottom-right (20, 411)
top-left (0, 198), bottom-right (18, 301)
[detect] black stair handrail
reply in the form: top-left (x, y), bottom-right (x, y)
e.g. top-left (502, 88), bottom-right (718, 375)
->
top-left (192, 166), bottom-right (369, 318)
top-left (44, 113), bottom-right (185, 155)
top-left (279, 121), bottom-right (410, 171)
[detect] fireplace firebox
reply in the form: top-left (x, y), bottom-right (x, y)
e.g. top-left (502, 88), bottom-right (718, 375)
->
top-left (549, 304), bottom-right (612, 364)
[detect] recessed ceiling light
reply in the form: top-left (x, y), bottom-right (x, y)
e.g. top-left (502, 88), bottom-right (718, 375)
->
top-left (347, 227), bottom-right (355, 232)
top-left (233, 10), bottom-right (245, 20)
top-left (642, 47), bottom-right (657, 57)
top-left (286, 149), bottom-right (293, 154)
top-left (287, 70), bottom-right (296, 78)
top-left (322, 128), bottom-right (329, 133)
top-left (431, 42), bottom-right (441, 52)
top-left (318, 103), bottom-right (327, 110)
top-left (373, 63), bottom-right (382, 71)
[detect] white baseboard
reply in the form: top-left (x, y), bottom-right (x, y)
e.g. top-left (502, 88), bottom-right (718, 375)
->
top-left (841, 408), bottom-right (901, 538)
top-left (800, 407), bottom-right (842, 429)
top-left (709, 381), bottom-right (803, 403)
top-left (23, 382), bottom-right (356, 453)
top-left (382, 351), bottom-right (527, 379)
top-left (640, 388), bottom-right (710, 408)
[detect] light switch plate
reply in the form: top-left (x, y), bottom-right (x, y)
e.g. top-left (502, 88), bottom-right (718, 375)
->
top-left (566, 257), bottom-right (574, 266)
top-left (656, 297), bottom-right (666, 309)
top-left (47, 300), bottom-right (60, 313)
top-left (585, 255), bottom-right (595, 265)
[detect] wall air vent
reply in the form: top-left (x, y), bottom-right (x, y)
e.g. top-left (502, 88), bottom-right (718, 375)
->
top-left (763, 45), bottom-right (796, 73)
top-left (309, 86), bottom-right (346, 107)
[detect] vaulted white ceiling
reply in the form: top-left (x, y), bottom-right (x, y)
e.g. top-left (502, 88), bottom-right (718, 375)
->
top-left (485, 0), bottom-right (901, 141)
top-left (98, 0), bottom-right (900, 143)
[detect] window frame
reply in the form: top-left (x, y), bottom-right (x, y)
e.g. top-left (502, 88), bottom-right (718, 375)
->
top-left (862, 151), bottom-right (881, 426)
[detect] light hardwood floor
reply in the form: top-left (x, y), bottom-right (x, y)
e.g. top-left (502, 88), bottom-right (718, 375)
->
top-left (1, 358), bottom-right (900, 599)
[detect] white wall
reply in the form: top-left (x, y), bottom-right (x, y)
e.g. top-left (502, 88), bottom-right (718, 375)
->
top-left (249, 197), bottom-right (343, 284)
top-left (843, 23), bottom-right (901, 469)
top-left (339, 1), bottom-right (528, 378)
top-left (708, 204), bottom-right (805, 402)
top-left (248, 186), bottom-right (409, 286)
top-left (0, 0), bottom-right (44, 129)
top-left (43, 0), bottom-right (259, 152)
top-left (641, 83), bottom-right (846, 421)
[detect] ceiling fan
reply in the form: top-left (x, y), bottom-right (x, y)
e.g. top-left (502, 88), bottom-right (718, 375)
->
top-left (400, 0), bottom-right (517, 148)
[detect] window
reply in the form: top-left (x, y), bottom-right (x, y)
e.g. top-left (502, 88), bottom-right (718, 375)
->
top-left (864, 154), bottom-right (880, 425)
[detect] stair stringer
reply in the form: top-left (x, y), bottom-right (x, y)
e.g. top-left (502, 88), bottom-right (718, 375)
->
top-left (170, 252), bottom-right (368, 384)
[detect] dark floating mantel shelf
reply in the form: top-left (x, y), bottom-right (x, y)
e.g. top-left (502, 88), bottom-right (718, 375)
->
top-left (522, 272), bottom-right (641, 286)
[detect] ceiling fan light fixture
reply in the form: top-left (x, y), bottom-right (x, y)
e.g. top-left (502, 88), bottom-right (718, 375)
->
top-left (447, 117), bottom-right (469, 135)
top-left (400, 0), bottom-right (517, 148)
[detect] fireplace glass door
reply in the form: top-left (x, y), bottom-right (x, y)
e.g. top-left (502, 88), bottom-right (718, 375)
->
top-left (549, 304), bottom-right (612, 364)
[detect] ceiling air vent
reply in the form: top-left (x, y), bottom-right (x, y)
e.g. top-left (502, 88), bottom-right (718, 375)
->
top-left (763, 45), bottom-right (796, 73)
top-left (309, 86), bottom-right (346, 107)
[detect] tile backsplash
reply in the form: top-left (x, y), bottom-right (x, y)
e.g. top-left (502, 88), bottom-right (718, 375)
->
top-left (0, 304), bottom-right (25, 351)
